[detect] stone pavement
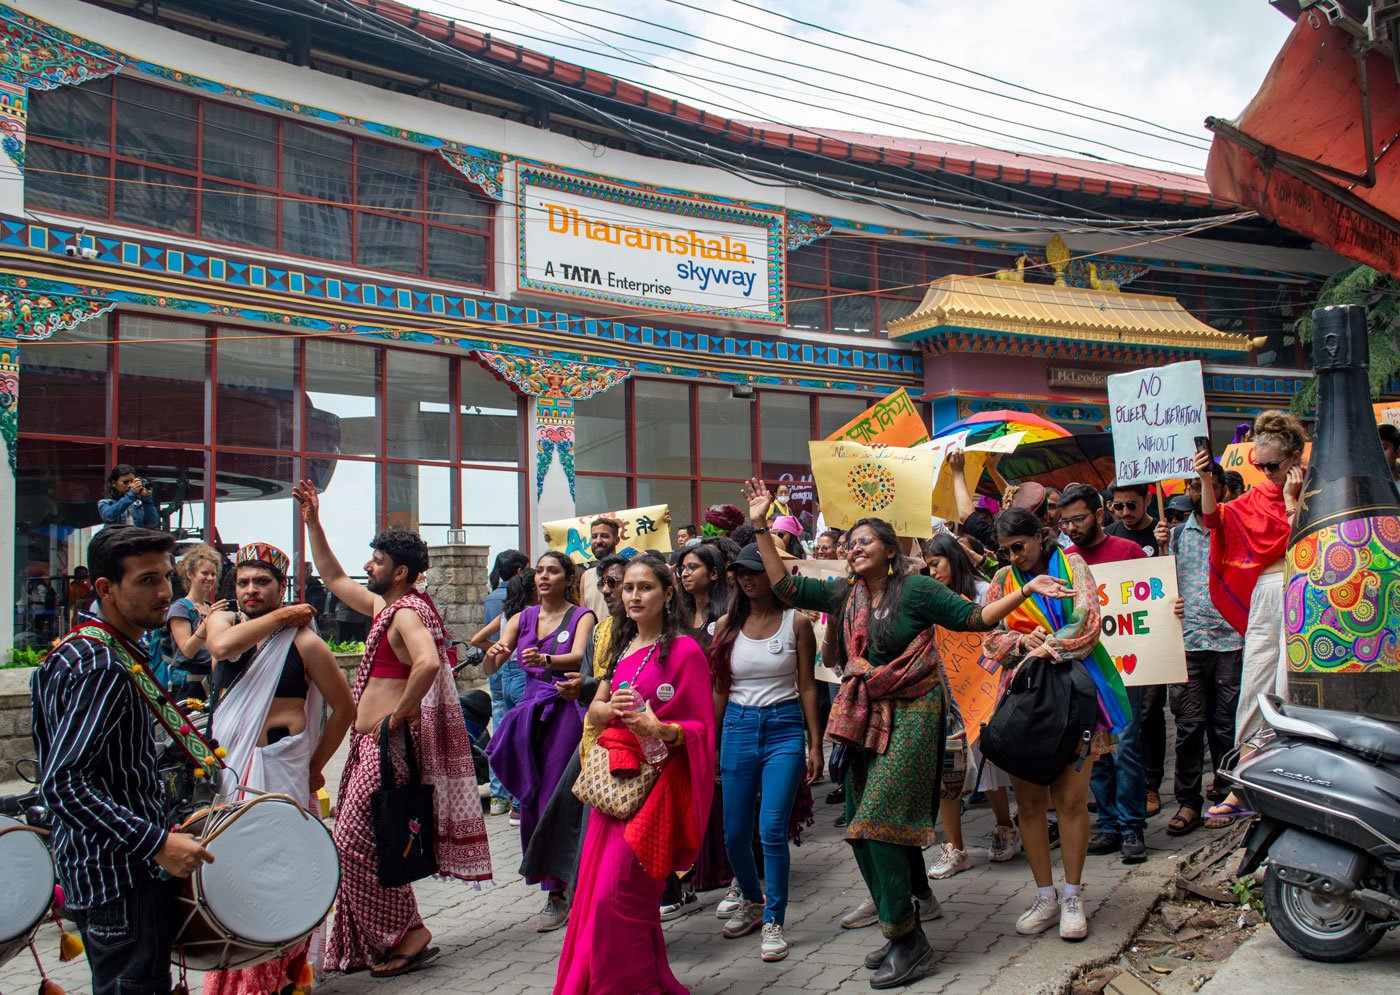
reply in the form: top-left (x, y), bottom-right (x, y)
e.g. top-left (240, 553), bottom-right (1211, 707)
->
top-left (1, 773), bottom-right (1192, 995)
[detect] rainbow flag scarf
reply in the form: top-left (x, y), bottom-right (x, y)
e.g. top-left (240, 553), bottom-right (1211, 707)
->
top-left (1005, 548), bottom-right (1131, 735)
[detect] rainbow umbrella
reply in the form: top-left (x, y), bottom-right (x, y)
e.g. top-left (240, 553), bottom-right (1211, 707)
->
top-left (932, 409), bottom-right (1071, 445)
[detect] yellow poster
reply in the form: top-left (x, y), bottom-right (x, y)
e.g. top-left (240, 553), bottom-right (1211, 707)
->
top-left (809, 441), bottom-right (935, 537)
top-left (825, 388), bottom-right (930, 448)
top-left (919, 432), bottom-right (1023, 521)
top-left (542, 504), bottom-right (672, 564)
top-left (789, 558), bottom-right (850, 683)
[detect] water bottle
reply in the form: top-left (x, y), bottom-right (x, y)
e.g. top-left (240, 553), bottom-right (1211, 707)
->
top-left (616, 680), bottom-right (669, 765)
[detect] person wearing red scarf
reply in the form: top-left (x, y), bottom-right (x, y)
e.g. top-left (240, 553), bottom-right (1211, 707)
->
top-left (1194, 411), bottom-right (1307, 826)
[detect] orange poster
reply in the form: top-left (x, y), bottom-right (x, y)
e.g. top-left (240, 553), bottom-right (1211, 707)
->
top-left (1221, 442), bottom-right (1312, 491)
top-left (825, 388), bottom-right (930, 448)
top-left (933, 628), bottom-right (1003, 746)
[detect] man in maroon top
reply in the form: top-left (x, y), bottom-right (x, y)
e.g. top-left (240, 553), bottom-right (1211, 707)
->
top-left (1055, 483), bottom-right (1150, 864)
top-left (1057, 483), bottom-right (1147, 566)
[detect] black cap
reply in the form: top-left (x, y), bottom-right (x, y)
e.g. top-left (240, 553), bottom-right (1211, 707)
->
top-left (728, 542), bottom-right (766, 573)
top-left (1166, 495), bottom-right (1194, 515)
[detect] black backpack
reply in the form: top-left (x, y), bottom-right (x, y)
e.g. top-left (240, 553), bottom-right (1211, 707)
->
top-left (978, 656), bottom-right (1099, 787)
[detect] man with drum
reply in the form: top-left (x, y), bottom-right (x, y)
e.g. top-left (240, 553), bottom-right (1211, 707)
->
top-left (31, 526), bottom-right (214, 995)
top-left (293, 479), bottom-right (492, 978)
top-left (201, 541), bottom-right (355, 995)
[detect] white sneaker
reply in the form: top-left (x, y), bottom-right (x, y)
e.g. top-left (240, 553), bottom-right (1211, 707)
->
top-left (926, 842), bottom-right (972, 879)
top-left (722, 901), bottom-right (765, 939)
top-left (1016, 893), bottom-right (1061, 935)
top-left (760, 921), bottom-right (788, 962)
top-left (1059, 894), bottom-right (1088, 941)
top-left (840, 896), bottom-right (878, 929)
top-left (916, 894), bottom-right (943, 922)
top-left (989, 825), bottom-right (1022, 863)
top-left (715, 883), bottom-right (744, 919)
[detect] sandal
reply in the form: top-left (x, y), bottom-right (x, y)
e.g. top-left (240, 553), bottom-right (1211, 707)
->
top-left (1166, 808), bottom-right (1203, 837)
top-left (1203, 800), bottom-right (1254, 828)
top-left (371, 946), bottom-right (441, 978)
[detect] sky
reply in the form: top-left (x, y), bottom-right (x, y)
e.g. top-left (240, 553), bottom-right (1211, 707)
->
top-left (412, 0), bottom-right (1295, 177)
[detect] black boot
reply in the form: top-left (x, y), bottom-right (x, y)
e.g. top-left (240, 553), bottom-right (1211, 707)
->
top-left (869, 924), bottom-right (935, 990)
top-left (863, 940), bottom-right (891, 970)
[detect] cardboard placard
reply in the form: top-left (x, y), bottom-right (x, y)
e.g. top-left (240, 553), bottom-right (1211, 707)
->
top-left (1220, 442), bottom-right (1313, 491)
top-left (789, 558), bottom-right (850, 684)
top-left (1374, 402), bottom-right (1400, 428)
top-left (1088, 557), bottom-right (1187, 686)
top-left (825, 388), bottom-right (930, 448)
top-left (1107, 361), bottom-right (1207, 485)
top-left (932, 628), bottom-right (1003, 746)
top-left (542, 504), bottom-right (672, 564)
top-left (809, 440), bottom-right (936, 537)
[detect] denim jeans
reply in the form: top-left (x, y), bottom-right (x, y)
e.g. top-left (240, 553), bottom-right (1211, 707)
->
top-left (70, 875), bottom-right (180, 995)
top-left (488, 658), bottom-right (527, 803)
top-left (1091, 684), bottom-right (1147, 837)
top-left (720, 699), bottom-right (806, 925)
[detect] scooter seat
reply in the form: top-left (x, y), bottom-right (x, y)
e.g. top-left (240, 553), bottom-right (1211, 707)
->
top-left (1277, 699), bottom-right (1400, 762)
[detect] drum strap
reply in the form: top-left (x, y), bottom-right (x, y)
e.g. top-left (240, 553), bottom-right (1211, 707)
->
top-left (59, 622), bottom-right (227, 777)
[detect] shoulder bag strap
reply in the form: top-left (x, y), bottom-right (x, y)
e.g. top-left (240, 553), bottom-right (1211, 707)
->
top-left (377, 715), bottom-right (422, 789)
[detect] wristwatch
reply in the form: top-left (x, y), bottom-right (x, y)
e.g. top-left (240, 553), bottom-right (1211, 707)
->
top-left (544, 653), bottom-right (552, 667)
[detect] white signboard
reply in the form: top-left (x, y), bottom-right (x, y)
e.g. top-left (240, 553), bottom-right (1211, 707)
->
top-left (1107, 360), bottom-right (1207, 485)
top-left (517, 165), bottom-right (784, 323)
top-left (1089, 556), bottom-right (1188, 686)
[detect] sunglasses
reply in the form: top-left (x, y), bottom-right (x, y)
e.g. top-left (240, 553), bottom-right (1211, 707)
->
top-left (1165, 510), bottom-right (1189, 522)
top-left (1250, 455), bottom-right (1290, 473)
top-left (997, 540), bottom-right (1032, 557)
top-left (1111, 501), bottom-right (1139, 511)
top-left (841, 535), bottom-right (880, 552)
top-left (599, 575), bottom-right (622, 589)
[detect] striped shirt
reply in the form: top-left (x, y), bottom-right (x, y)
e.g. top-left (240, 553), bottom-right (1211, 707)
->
top-left (31, 612), bottom-right (169, 910)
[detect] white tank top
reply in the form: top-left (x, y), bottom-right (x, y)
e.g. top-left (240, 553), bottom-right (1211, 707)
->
top-left (728, 609), bottom-right (800, 708)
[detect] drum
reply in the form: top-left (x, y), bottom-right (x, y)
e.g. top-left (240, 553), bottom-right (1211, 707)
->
top-left (0, 816), bottom-right (55, 968)
top-left (173, 794), bottom-right (339, 971)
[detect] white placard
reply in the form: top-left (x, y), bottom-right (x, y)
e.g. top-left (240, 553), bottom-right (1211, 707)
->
top-left (1088, 556), bottom-right (1188, 687)
top-left (517, 165), bottom-right (784, 323)
top-left (1107, 360), bottom-right (1207, 484)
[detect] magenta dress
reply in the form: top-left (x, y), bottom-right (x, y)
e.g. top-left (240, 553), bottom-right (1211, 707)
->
top-left (553, 636), bottom-right (716, 995)
top-left (485, 604), bottom-right (594, 892)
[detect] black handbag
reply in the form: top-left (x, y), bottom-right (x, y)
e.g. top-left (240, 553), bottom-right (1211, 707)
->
top-left (979, 655), bottom-right (1099, 787)
top-left (370, 717), bottom-right (439, 887)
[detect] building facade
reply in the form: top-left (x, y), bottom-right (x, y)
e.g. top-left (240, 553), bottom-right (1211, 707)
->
top-left (2, 0), bottom-right (1344, 650)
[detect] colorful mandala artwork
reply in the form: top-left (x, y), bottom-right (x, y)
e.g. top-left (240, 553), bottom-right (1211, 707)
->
top-left (846, 463), bottom-right (896, 514)
top-left (1285, 515), bottom-right (1400, 674)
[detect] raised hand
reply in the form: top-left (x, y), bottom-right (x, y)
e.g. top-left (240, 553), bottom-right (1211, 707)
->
top-left (742, 477), bottom-right (773, 526)
top-left (1192, 448), bottom-right (1213, 481)
top-left (1284, 464), bottom-right (1306, 504)
top-left (291, 479), bottom-right (321, 526)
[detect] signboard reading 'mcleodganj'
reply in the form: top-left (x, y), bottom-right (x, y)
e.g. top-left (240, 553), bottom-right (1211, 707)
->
top-left (516, 165), bottom-right (786, 324)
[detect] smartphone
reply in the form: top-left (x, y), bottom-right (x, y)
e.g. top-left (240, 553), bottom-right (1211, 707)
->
top-left (1193, 435), bottom-right (1214, 462)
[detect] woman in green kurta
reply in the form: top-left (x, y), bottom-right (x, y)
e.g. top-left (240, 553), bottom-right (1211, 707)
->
top-left (742, 479), bottom-right (1072, 990)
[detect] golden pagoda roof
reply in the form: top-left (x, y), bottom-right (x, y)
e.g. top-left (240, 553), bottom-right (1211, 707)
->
top-left (887, 274), bottom-right (1251, 354)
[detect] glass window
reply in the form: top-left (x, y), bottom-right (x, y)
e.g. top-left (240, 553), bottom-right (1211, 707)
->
top-left (115, 80), bottom-right (196, 170)
top-left (116, 316), bottom-right (207, 445)
top-left (878, 297), bottom-right (921, 328)
top-left (697, 386), bottom-right (752, 479)
top-left (282, 124), bottom-right (351, 203)
top-left (22, 315), bottom-right (110, 438)
top-left (428, 228), bottom-right (490, 286)
top-left (307, 454), bottom-right (377, 584)
top-left (460, 467), bottom-right (522, 566)
top-left (217, 330), bottom-right (296, 449)
top-left (358, 142), bottom-right (421, 215)
top-left (387, 463), bottom-right (453, 545)
top-left (282, 199), bottom-right (352, 262)
top-left (818, 395), bottom-right (873, 438)
top-left (212, 451), bottom-right (296, 565)
top-left (575, 474), bottom-right (626, 517)
top-left (877, 244), bottom-right (924, 291)
top-left (828, 241), bottom-right (873, 291)
top-left (461, 361), bottom-right (519, 466)
top-left (114, 162), bottom-right (195, 233)
top-left (202, 181), bottom-right (276, 248)
top-left (13, 439), bottom-right (109, 645)
top-left (116, 444), bottom-right (207, 542)
top-left (574, 386), bottom-right (627, 474)
top-left (427, 158), bottom-right (488, 227)
top-left (786, 287), bottom-right (826, 331)
top-left (634, 380), bottom-right (690, 477)
top-left (202, 102), bottom-right (277, 186)
top-left (357, 212), bottom-right (422, 274)
top-left (305, 340), bottom-right (378, 456)
top-left (635, 477), bottom-right (693, 534)
top-left (700, 479), bottom-right (746, 524)
top-left (759, 391), bottom-right (811, 466)
top-left (787, 244), bottom-right (826, 285)
top-left (29, 79), bottom-right (111, 149)
top-left (28, 145), bottom-right (108, 217)
top-left (830, 294), bottom-right (875, 336)
top-left (386, 351), bottom-right (451, 461)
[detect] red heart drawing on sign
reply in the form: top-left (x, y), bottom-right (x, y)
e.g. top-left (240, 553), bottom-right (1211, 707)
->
top-left (1121, 654), bottom-right (1138, 675)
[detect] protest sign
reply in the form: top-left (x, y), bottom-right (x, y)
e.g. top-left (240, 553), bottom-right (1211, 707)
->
top-left (542, 504), bottom-right (671, 564)
top-left (825, 388), bottom-right (930, 448)
top-left (790, 559), bottom-right (849, 683)
top-left (1374, 402), bottom-right (1400, 428)
top-left (932, 629), bottom-right (1003, 746)
top-left (809, 440), bottom-right (937, 537)
top-left (1107, 361), bottom-right (1207, 485)
top-left (1088, 557), bottom-right (1187, 686)
top-left (1221, 441), bottom-right (1313, 491)
top-left (917, 432), bottom-right (1022, 521)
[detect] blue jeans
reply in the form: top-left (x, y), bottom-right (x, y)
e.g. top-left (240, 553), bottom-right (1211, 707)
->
top-left (488, 658), bottom-right (527, 803)
top-left (1091, 684), bottom-right (1146, 837)
top-left (720, 699), bottom-right (806, 925)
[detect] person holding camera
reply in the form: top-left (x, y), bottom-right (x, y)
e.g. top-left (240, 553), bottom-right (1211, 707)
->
top-left (98, 464), bottom-right (159, 528)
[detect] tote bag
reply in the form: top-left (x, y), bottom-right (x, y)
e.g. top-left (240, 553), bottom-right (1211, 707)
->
top-left (370, 717), bottom-right (439, 887)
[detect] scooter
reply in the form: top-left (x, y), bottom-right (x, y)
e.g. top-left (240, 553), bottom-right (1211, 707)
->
top-left (1227, 693), bottom-right (1400, 962)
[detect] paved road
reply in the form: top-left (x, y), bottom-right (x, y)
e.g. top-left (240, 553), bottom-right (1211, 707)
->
top-left (1, 772), bottom-right (1190, 995)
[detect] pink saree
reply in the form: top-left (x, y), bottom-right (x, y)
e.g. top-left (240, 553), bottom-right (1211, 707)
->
top-left (553, 635), bottom-right (715, 995)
